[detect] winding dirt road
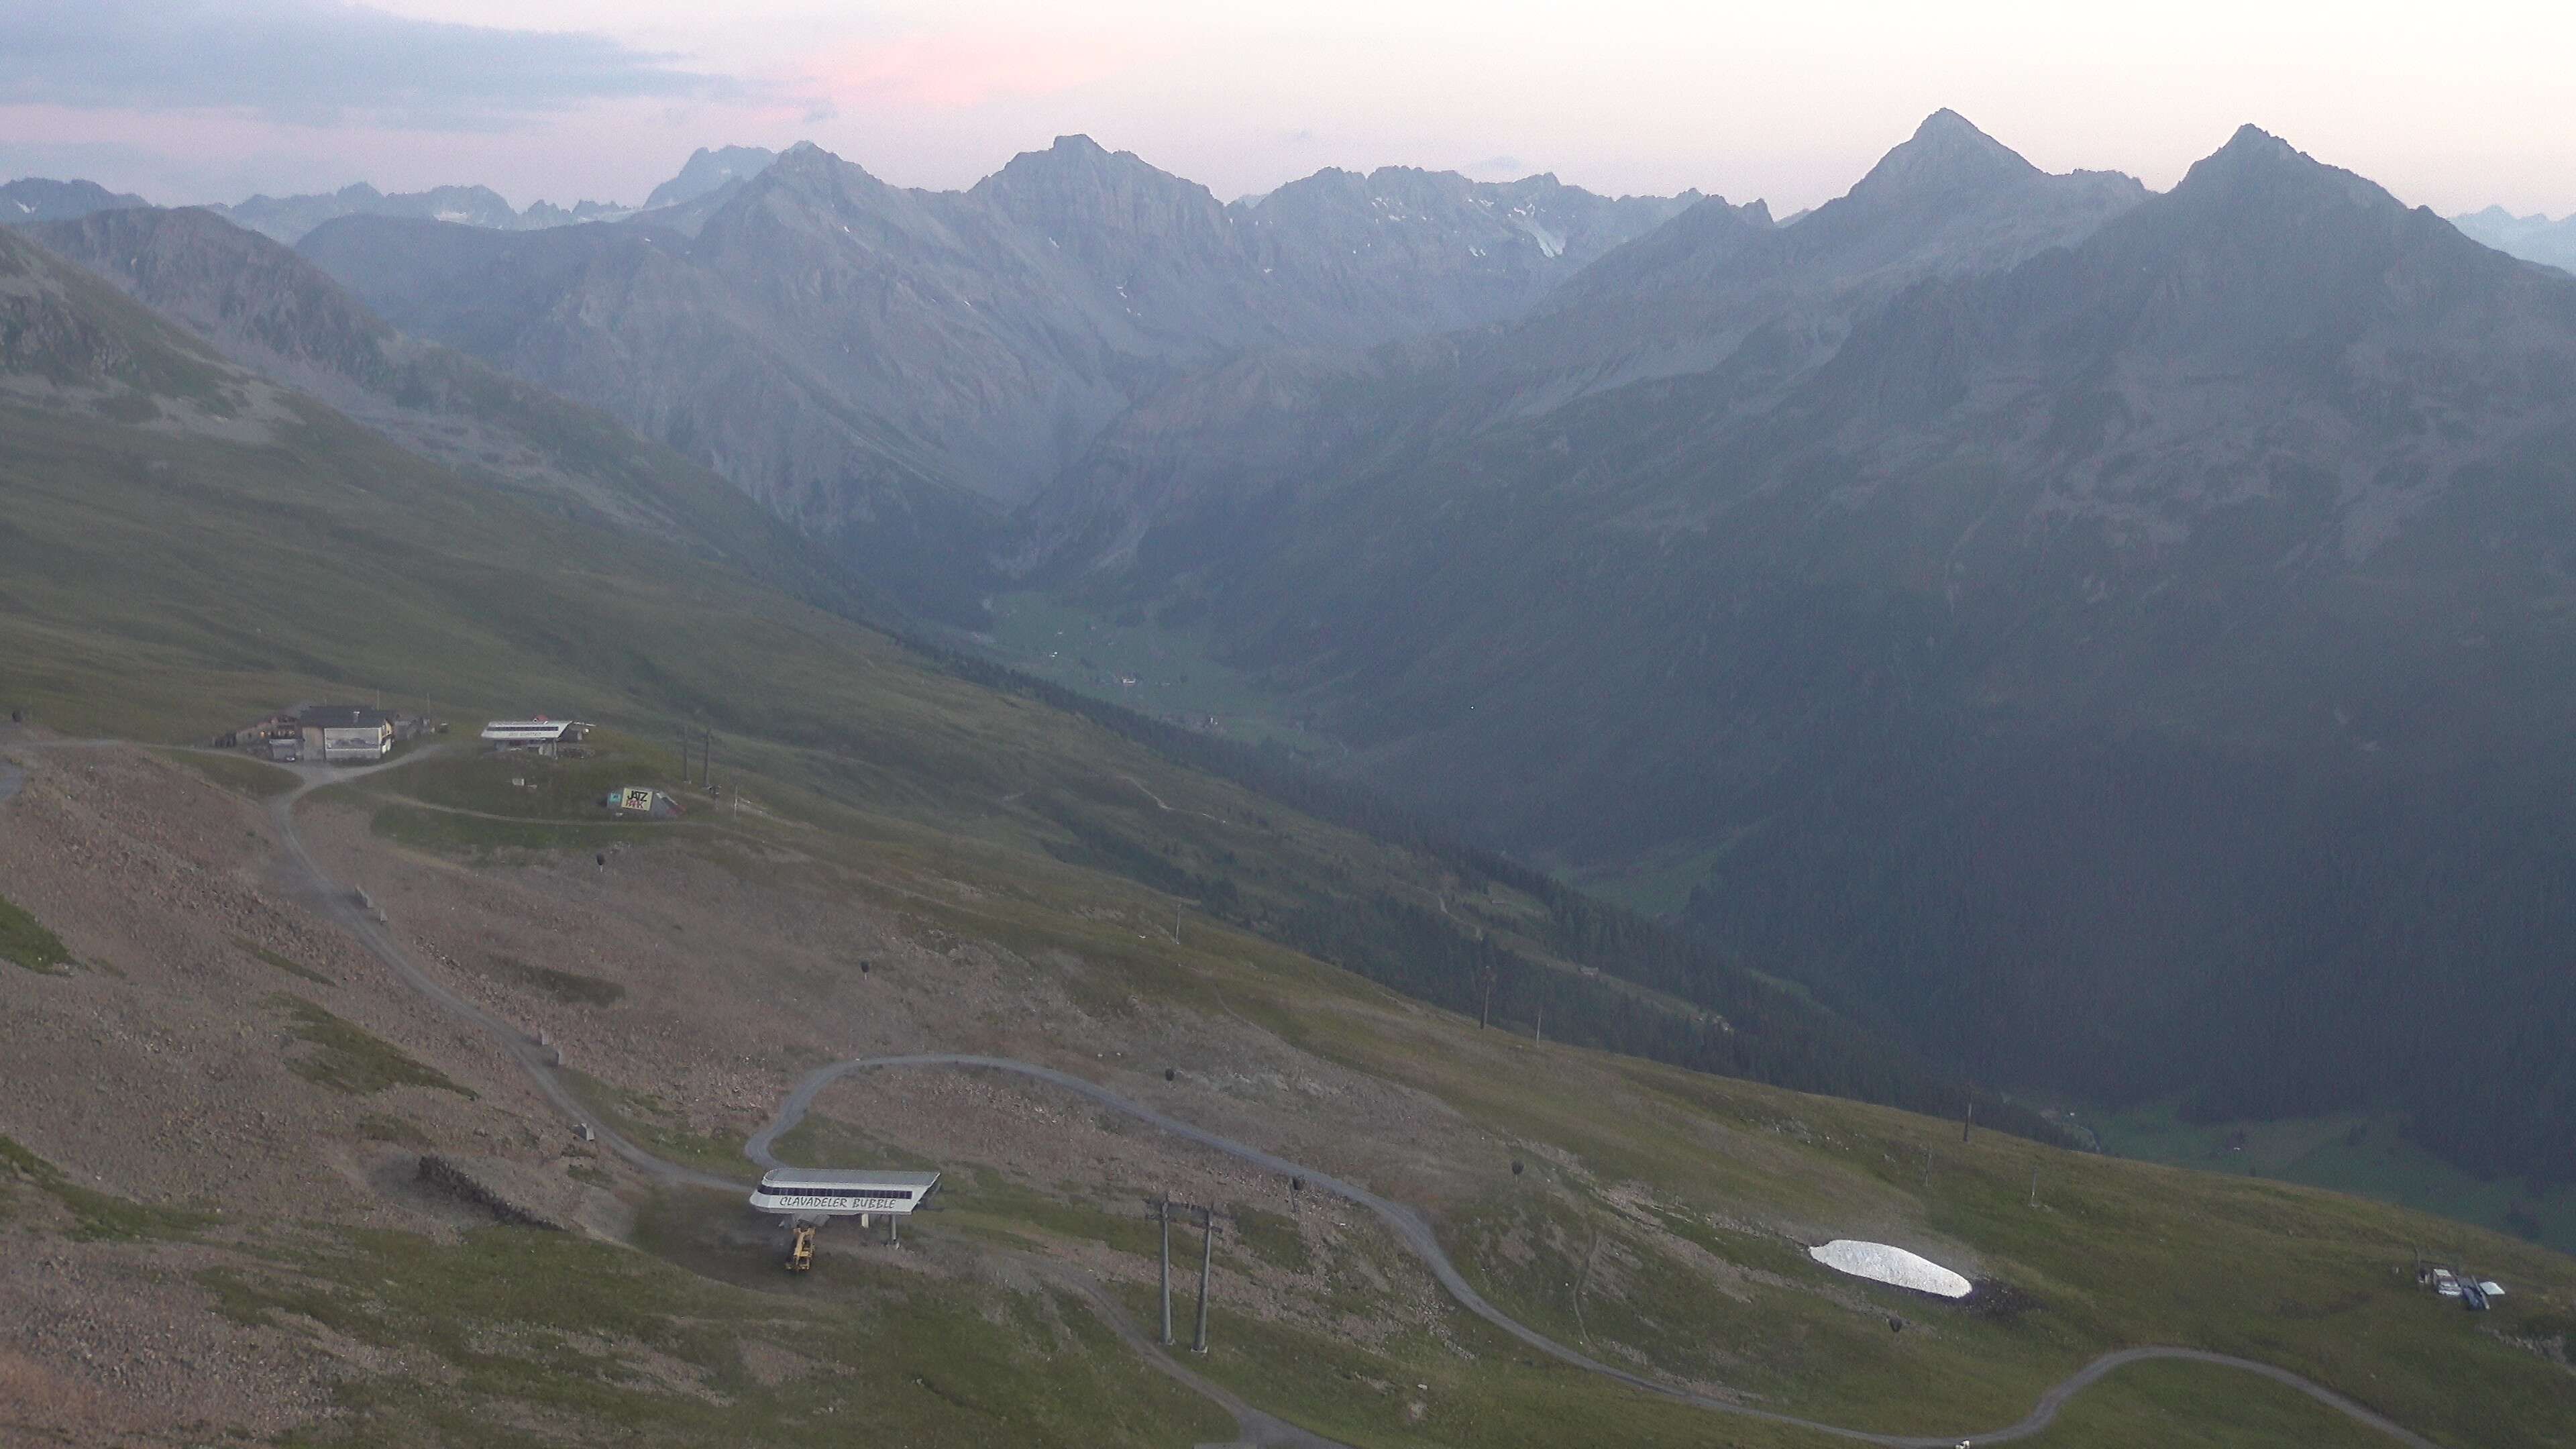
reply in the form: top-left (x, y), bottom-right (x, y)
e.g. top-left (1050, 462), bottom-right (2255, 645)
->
top-left (5, 740), bottom-right (2439, 1449)
top-left (746, 1057), bottom-right (2438, 1449)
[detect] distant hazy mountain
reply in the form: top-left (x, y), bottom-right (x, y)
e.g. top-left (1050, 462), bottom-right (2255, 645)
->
top-left (209, 182), bottom-right (636, 244)
top-left (2451, 205), bottom-right (2576, 272)
top-left (292, 135), bottom-right (1689, 616)
top-left (645, 145), bottom-right (776, 209)
top-left (0, 176), bottom-right (150, 224)
top-left (1023, 111), bottom-right (2145, 572)
top-left (1020, 116), bottom-right (2576, 1190)
top-left (24, 205), bottom-right (863, 613)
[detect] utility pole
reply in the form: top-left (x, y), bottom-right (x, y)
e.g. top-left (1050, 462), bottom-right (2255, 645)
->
top-left (2029, 1165), bottom-right (2039, 1208)
top-left (1962, 1099), bottom-right (1976, 1143)
top-left (1534, 1003), bottom-right (1543, 1045)
top-left (1195, 1211), bottom-right (1218, 1354)
top-left (1145, 1197), bottom-right (1219, 1353)
top-left (702, 727), bottom-right (714, 788)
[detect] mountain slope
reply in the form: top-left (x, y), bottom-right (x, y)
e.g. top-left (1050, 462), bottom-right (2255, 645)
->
top-left (0, 176), bottom-right (149, 223)
top-left (25, 204), bottom-right (865, 614)
top-left (1015, 123), bottom-right (2576, 1191)
top-left (292, 137), bottom-right (1688, 618)
top-left (0, 216), bottom-right (1992, 1135)
top-left (7, 195), bottom-right (2576, 1449)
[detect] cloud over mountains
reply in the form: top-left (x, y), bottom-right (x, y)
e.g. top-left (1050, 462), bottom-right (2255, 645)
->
top-left (0, 0), bottom-right (740, 129)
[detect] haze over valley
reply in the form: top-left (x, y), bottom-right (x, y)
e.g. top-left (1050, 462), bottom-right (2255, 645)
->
top-left (6, 9), bottom-right (2576, 1446)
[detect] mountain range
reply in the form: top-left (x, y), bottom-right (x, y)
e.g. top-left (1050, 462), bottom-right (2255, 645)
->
top-left (9, 115), bottom-right (2576, 1197)
top-left (286, 136), bottom-right (1693, 615)
top-left (2451, 205), bottom-right (2576, 272)
top-left (0, 176), bottom-right (148, 223)
top-left (1009, 115), bottom-right (2576, 1191)
top-left (9, 153), bottom-right (2576, 1449)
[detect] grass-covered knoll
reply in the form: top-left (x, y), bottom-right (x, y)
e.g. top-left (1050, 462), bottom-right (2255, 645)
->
top-left (238, 936), bottom-right (335, 985)
top-left (2083, 1099), bottom-right (2576, 1258)
top-left (149, 747), bottom-right (298, 798)
top-left (561, 1071), bottom-right (746, 1180)
top-left (378, 731), bottom-right (684, 822)
top-left (766, 1110), bottom-right (938, 1174)
top-left (204, 1214), bottom-right (1230, 1449)
top-left (369, 803), bottom-right (638, 858)
top-left (0, 1134), bottom-right (209, 1242)
top-left (0, 891), bottom-right (70, 973)
top-left (270, 994), bottom-right (472, 1099)
top-left (482, 953), bottom-right (624, 1007)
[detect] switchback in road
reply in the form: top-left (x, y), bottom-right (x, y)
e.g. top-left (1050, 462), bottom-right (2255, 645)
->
top-left (25, 739), bottom-right (2425, 1449)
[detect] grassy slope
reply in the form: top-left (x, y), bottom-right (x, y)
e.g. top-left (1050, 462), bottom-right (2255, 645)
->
top-left (4, 239), bottom-right (2572, 1445)
top-left (342, 753), bottom-right (2576, 1448)
top-left (2086, 1100), bottom-right (2576, 1258)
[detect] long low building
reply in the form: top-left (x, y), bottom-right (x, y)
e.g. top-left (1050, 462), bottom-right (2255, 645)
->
top-left (749, 1167), bottom-right (942, 1224)
top-left (480, 718), bottom-right (588, 754)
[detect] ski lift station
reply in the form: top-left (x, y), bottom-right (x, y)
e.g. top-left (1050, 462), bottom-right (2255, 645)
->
top-left (751, 1167), bottom-right (942, 1244)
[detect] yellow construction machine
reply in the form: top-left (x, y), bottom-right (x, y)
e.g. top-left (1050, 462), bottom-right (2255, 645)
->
top-left (786, 1223), bottom-right (816, 1272)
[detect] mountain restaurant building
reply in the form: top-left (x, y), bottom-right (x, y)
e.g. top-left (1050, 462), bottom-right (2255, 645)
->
top-left (480, 718), bottom-right (587, 756)
top-left (297, 706), bottom-right (394, 763)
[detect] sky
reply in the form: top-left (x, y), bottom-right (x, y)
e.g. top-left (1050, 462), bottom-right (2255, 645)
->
top-left (2, 0), bottom-right (2572, 218)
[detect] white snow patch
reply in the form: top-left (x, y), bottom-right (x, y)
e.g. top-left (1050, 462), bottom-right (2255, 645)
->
top-left (1809, 1240), bottom-right (1971, 1298)
top-left (1510, 215), bottom-right (1566, 258)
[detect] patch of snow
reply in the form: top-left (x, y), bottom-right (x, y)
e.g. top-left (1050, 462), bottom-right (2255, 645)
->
top-left (12, 201), bottom-right (31, 214)
top-left (434, 209), bottom-right (472, 223)
top-left (1809, 1240), bottom-right (1971, 1298)
top-left (1510, 216), bottom-right (1566, 258)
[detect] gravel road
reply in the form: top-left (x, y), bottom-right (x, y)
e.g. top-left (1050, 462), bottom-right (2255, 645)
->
top-left (747, 1057), bottom-right (2438, 1448)
top-left (48, 739), bottom-right (2423, 1449)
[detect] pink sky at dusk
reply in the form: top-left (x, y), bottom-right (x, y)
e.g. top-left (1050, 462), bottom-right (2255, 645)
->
top-left (2, 0), bottom-right (2571, 219)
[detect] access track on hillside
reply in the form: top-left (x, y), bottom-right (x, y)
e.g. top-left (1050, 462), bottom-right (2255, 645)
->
top-left (3, 738), bottom-right (2436, 1449)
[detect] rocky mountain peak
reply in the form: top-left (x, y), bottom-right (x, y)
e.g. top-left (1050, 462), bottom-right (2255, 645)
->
top-left (980, 133), bottom-right (1196, 199)
top-left (2167, 124), bottom-right (2396, 217)
top-left (1848, 109), bottom-right (2041, 201)
top-left (644, 145), bottom-right (777, 211)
